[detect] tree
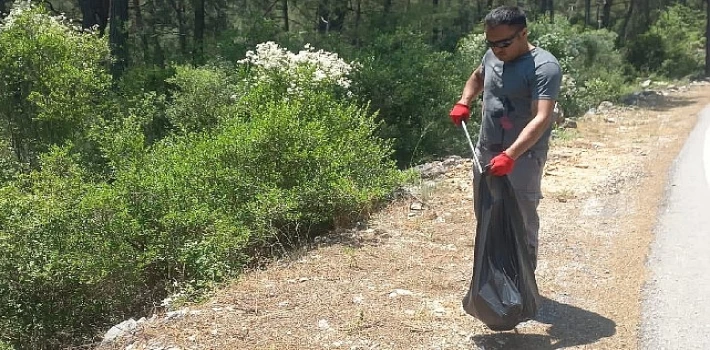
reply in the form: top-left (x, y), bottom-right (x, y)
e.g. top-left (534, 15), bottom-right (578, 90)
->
top-left (109, 0), bottom-right (130, 76)
top-left (601, 0), bottom-right (613, 28)
top-left (193, 0), bottom-right (205, 65)
top-left (79, 0), bottom-right (110, 34)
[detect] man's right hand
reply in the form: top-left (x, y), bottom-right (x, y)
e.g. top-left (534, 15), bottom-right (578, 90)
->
top-left (449, 103), bottom-right (470, 126)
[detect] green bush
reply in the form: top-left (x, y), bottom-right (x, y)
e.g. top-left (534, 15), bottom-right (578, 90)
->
top-left (0, 147), bottom-right (143, 348)
top-left (528, 20), bottom-right (631, 116)
top-left (350, 29), bottom-right (471, 166)
top-left (0, 3), bottom-right (112, 168)
top-left (164, 65), bottom-right (237, 134)
top-left (0, 40), bottom-right (402, 348)
top-left (625, 4), bottom-right (705, 78)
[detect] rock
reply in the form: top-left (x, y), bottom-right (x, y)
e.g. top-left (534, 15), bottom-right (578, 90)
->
top-left (442, 156), bottom-right (462, 166)
top-left (414, 155), bottom-right (470, 179)
top-left (103, 318), bottom-right (138, 343)
top-left (598, 101), bottom-right (614, 111)
top-left (410, 202), bottom-right (424, 210)
top-left (641, 79), bottom-right (652, 88)
top-left (621, 90), bottom-right (661, 105)
top-left (318, 319), bottom-right (331, 330)
top-left (165, 309), bottom-right (188, 320)
top-left (389, 289), bottom-right (414, 298)
top-left (561, 119), bottom-right (577, 129)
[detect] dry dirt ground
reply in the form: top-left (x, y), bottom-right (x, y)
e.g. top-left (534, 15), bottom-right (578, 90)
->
top-left (97, 83), bottom-right (710, 350)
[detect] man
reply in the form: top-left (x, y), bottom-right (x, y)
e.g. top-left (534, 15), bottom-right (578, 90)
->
top-left (449, 6), bottom-right (562, 270)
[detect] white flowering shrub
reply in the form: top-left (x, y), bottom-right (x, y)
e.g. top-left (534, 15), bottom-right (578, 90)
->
top-left (237, 41), bottom-right (358, 96)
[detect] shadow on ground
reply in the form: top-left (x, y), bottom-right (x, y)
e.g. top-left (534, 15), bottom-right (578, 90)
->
top-left (471, 296), bottom-right (616, 349)
top-left (634, 95), bottom-right (699, 112)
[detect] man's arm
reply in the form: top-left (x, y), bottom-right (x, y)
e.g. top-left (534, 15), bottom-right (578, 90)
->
top-left (504, 99), bottom-right (556, 160)
top-left (457, 65), bottom-right (484, 106)
top-left (504, 61), bottom-right (562, 160)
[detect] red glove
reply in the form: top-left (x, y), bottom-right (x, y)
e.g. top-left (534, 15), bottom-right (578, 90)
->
top-left (449, 103), bottom-right (470, 126)
top-left (488, 152), bottom-right (515, 176)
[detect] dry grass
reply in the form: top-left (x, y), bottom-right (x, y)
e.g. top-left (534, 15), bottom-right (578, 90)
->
top-left (97, 85), bottom-right (710, 350)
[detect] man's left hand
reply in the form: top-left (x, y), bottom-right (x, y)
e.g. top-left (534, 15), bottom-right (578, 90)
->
top-left (488, 152), bottom-right (515, 176)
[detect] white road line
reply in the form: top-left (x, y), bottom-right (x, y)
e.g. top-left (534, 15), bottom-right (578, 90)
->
top-left (706, 119), bottom-right (710, 188)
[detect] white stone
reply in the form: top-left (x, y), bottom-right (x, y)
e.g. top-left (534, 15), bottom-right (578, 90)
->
top-left (388, 289), bottom-right (413, 298)
top-left (318, 319), bottom-right (331, 330)
top-left (103, 318), bottom-right (137, 342)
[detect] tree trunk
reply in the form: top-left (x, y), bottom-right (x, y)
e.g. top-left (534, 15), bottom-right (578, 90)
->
top-left (601, 0), bottom-right (612, 28)
top-left (354, 0), bottom-right (362, 46)
top-left (317, 1), bottom-right (329, 33)
top-left (384, 0), bottom-right (392, 14)
top-left (432, 0), bottom-right (440, 45)
top-left (169, 0), bottom-right (189, 56)
top-left (79, 0), bottom-right (110, 35)
top-left (548, 0), bottom-right (554, 23)
top-left (133, 0), bottom-right (150, 63)
top-left (109, 0), bottom-right (129, 77)
top-left (585, 0), bottom-right (591, 28)
top-left (213, 0), bottom-right (228, 36)
top-left (477, 0), bottom-right (483, 21)
top-left (145, 0), bottom-right (165, 67)
top-left (282, 0), bottom-right (289, 31)
top-left (193, 0), bottom-right (205, 65)
top-left (620, 0), bottom-right (634, 42)
top-left (642, 0), bottom-right (650, 30)
top-left (316, 0), bottom-right (345, 33)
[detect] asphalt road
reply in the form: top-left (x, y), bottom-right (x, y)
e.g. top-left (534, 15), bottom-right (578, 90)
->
top-left (641, 104), bottom-right (710, 349)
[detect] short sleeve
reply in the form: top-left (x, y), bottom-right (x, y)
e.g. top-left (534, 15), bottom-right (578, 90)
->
top-left (532, 62), bottom-right (562, 100)
top-left (479, 49), bottom-right (493, 80)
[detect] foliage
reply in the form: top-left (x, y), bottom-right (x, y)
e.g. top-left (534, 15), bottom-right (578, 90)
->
top-left (0, 38), bottom-right (402, 348)
top-left (164, 65), bottom-right (236, 134)
top-left (0, 2), bottom-right (112, 169)
top-left (0, 146), bottom-right (143, 348)
top-left (528, 20), bottom-right (632, 116)
top-left (0, 0), bottom-right (707, 347)
top-left (349, 28), bottom-right (472, 167)
top-left (625, 4), bottom-right (706, 78)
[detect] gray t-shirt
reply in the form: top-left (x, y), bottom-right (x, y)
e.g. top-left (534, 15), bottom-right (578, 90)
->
top-left (478, 47), bottom-right (562, 154)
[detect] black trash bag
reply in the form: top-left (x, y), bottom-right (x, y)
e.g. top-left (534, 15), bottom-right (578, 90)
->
top-left (462, 171), bottom-right (541, 331)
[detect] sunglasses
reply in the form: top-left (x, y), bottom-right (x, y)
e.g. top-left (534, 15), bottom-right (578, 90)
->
top-left (485, 29), bottom-right (523, 48)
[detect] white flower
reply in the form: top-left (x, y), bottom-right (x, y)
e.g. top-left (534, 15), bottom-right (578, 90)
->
top-left (238, 41), bottom-right (357, 94)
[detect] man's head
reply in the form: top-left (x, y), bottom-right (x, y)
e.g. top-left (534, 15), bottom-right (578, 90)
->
top-left (484, 6), bottom-right (529, 62)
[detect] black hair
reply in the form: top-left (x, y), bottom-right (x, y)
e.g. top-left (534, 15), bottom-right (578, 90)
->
top-left (484, 6), bottom-right (527, 29)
